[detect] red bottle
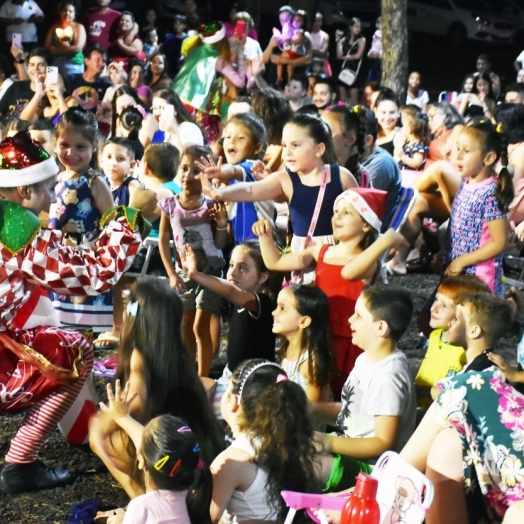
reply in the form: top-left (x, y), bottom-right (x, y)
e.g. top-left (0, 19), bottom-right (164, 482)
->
top-left (341, 472), bottom-right (380, 524)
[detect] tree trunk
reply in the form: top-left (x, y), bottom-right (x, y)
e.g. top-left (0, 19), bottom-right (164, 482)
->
top-left (381, 0), bottom-right (409, 103)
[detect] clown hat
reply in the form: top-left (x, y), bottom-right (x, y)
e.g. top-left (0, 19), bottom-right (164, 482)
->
top-left (199, 21), bottom-right (226, 44)
top-left (334, 187), bottom-right (387, 232)
top-left (0, 132), bottom-right (59, 187)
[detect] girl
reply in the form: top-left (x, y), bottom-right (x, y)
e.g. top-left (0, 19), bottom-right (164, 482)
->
top-left (145, 54), bottom-right (172, 93)
top-left (89, 278), bottom-right (225, 499)
top-left (197, 113), bottom-right (358, 282)
top-left (443, 117), bottom-right (514, 296)
top-left (180, 240), bottom-right (277, 414)
top-left (336, 17), bottom-right (366, 105)
top-left (277, 10), bottom-right (308, 85)
top-left (405, 71), bottom-right (429, 112)
top-left (99, 381), bottom-right (213, 524)
top-left (151, 89), bottom-right (204, 151)
top-left (158, 144), bottom-right (228, 378)
top-left (117, 106), bottom-right (145, 160)
top-left (211, 359), bottom-right (321, 523)
top-left (196, 112), bottom-right (275, 245)
top-left (395, 105), bottom-right (430, 171)
top-left (48, 107), bottom-right (115, 330)
top-left (108, 11), bottom-right (144, 63)
top-left (44, 2), bottom-right (87, 77)
top-left (458, 72), bottom-right (496, 120)
top-left (321, 104), bottom-right (369, 179)
top-left (253, 187), bottom-right (406, 398)
top-left (272, 284), bottom-right (331, 402)
top-left (454, 73), bottom-right (476, 110)
top-left (102, 62), bottom-right (128, 107)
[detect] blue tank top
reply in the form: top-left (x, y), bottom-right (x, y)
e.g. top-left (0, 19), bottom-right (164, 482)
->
top-left (110, 176), bottom-right (135, 206)
top-left (288, 164), bottom-right (343, 237)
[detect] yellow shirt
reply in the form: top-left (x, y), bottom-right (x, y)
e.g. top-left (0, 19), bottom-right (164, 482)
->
top-left (415, 328), bottom-right (466, 389)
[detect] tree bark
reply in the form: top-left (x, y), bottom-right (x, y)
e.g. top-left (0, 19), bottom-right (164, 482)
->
top-left (381, 0), bottom-right (409, 103)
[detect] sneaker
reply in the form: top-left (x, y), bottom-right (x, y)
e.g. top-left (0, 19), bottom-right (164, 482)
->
top-left (0, 460), bottom-right (77, 493)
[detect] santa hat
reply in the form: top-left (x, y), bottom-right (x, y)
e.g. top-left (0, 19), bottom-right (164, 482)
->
top-left (0, 132), bottom-right (59, 187)
top-left (199, 21), bottom-right (226, 44)
top-left (108, 61), bottom-right (128, 80)
top-left (334, 187), bottom-right (387, 232)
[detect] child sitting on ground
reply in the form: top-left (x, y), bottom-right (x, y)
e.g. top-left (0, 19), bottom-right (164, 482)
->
top-left (444, 292), bottom-right (515, 374)
top-left (415, 275), bottom-right (490, 407)
top-left (313, 285), bottom-right (417, 491)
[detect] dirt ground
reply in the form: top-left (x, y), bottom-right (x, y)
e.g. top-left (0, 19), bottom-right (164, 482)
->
top-left (0, 269), bottom-right (519, 523)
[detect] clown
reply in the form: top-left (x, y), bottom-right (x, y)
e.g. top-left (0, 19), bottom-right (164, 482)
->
top-left (0, 132), bottom-right (150, 493)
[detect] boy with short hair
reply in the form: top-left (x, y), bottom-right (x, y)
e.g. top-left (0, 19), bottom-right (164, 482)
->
top-left (315, 285), bottom-right (416, 487)
top-left (28, 118), bottom-right (56, 156)
top-left (446, 292), bottom-right (515, 373)
top-left (415, 275), bottom-right (491, 406)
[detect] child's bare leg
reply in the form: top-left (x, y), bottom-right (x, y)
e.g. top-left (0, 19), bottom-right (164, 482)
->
top-left (425, 428), bottom-right (468, 524)
top-left (276, 64), bottom-right (284, 83)
top-left (89, 412), bottom-right (144, 499)
top-left (182, 309), bottom-right (197, 362)
top-left (194, 308), bottom-right (213, 377)
top-left (287, 63), bottom-right (294, 82)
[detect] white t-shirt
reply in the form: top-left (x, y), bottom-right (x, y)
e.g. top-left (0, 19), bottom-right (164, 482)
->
top-left (337, 350), bottom-right (416, 452)
top-left (406, 89), bottom-right (429, 109)
top-left (178, 121), bottom-right (204, 146)
top-left (123, 490), bottom-right (191, 524)
top-left (0, 0), bottom-right (43, 43)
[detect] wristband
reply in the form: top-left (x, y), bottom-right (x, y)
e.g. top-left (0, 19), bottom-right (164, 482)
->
top-left (15, 59), bottom-right (25, 64)
top-left (216, 226), bottom-right (228, 231)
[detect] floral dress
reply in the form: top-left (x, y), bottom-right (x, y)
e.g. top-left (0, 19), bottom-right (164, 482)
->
top-left (435, 367), bottom-right (524, 523)
top-left (48, 173), bottom-right (113, 330)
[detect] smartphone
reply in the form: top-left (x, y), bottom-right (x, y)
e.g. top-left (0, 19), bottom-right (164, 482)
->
top-left (234, 20), bottom-right (247, 39)
top-left (162, 103), bottom-right (175, 117)
top-left (11, 33), bottom-right (22, 49)
top-left (46, 66), bottom-right (59, 84)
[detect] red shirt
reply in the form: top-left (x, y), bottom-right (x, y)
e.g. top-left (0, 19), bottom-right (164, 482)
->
top-left (82, 7), bottom-right (121, 48)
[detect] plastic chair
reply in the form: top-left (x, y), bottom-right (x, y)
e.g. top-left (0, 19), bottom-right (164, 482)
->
top-left (282, 451), bottom-right (434, 524)
top-left (380, 187), bottom-right (419, 284)
top-left (126, 236), bottom-right (173, 279)
top-left (438, 91), bottom-right (458, 103)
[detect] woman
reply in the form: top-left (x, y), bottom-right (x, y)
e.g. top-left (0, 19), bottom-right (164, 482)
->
top-left (108, 11), bottom-right (144, 63)
top-left (454, 73), bottom-right (476, 110)
top-left (128, 59), bottom-right (153, 108)
top-left (426, 102), bottom-right (464, 166)
top-left (44, 2), bottom-right (86, 77)
top-left (111, 84), bottom-right (157, 148)
top-left (375, 87), bottom-right (401, 155)
top-left (458, 72), bottom-right (496, 120)
top-left (336, 17), bottom-right (366, 105)
top-left (151, 88), bottom-right (204, 150)
top-left (144, 54), bottom-right (172, 94)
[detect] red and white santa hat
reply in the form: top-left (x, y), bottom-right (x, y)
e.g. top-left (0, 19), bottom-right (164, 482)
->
top-left (334, 187), bottom-right (388, 232)
top-left (0, 132), bottom-right (59, 187)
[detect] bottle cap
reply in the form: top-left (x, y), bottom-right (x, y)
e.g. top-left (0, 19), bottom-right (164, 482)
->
top-left (354, 472), bottom-right (378, 498)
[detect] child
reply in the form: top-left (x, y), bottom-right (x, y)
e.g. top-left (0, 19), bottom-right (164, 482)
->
top-left (314, 285), bottom-right (417, 489)
top-left (253, 188), bottom-right (407, 398)
top-left (198, 113), bottom-right (358, 282)
top-left (163, 15), bottom-right (188, 77)
top-left (48, 107), bottom-right (115, 332)
top-left (89, 278), bottom-right (225, 499)
top-left (445, 292), bottom-right (514, 373)
top-left (0, 132), bottom-right (146, 493)
top-left (394, 105), bottom-right (430, 171)
top-left (143, 27), bottom-right (159, 60)
top-left (28, 119), bottom-right (57, 157)
top-left (444, 118), bottom-right (514, 296)
top-left (180, 240), bottom-right (277, 415)
top-left (102, 61), bottom-right (128, 107)
top-left (99, 381), bottom-right (212, 524)
top-left (196, 112), bottom-right (275, 245)
top-left (277, 11), bottom-right (307, 85)
top-left (158, 144), bottom-right (228, 377)
top-left (415, 275), bottom-right (491, 407)
top-left (211, 358), bottom-right (321, 523)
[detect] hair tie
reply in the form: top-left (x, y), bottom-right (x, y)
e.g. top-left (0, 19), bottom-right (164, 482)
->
top-left (237, 362), bottom-right (285, 401)
top-left (197, 459), bottom-right (205, 470)
top-left (177, 426), bottom-right (192, 433)
top-left (496, 123), bottom-right (503, 134)
top-left (154, 455), bottom-right (170, 471)
top-left (126, 301), bottom-right (138, 317)
top-left (276, 374), bottom-right (288, 383)
top-left (353, 104), bottom-right (360, 114)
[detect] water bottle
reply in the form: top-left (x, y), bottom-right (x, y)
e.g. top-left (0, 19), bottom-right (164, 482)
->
top-left (341, 472), bottom-right (380, 524)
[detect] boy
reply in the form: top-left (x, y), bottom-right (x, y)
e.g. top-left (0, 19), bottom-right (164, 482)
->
top-left (28, 118), bottom-right (56, 156)
top-left (315, 285), bottom-right (416, 488)
top-left (415, 275), bottom-right (490, 406)
top-left (446, 292), bottom-right (514, 373)
top-left (0, 132), bottom-right (148, 492)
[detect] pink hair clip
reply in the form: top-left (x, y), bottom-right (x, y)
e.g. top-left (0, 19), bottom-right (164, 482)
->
top-left (177, 426), bottom-right (192, 433)
top-left (197, 459), bottom-right (205, 470)
top-left (276, 374), bottom-right (288, 383)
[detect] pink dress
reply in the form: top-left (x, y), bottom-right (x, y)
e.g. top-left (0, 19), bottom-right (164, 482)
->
top-left (315, 244), bottom-right (365, 399)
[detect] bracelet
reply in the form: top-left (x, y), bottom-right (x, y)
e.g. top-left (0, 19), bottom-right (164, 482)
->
top-left (216, 226), bottom-right (228, 231)
top-left (15, 58), bottom-right (25, 64)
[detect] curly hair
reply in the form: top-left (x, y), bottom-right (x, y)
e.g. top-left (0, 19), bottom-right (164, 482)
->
top-left (231, 359), bottom-right (321, 522)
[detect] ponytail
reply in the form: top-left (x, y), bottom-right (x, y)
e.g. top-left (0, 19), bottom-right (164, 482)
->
top-left (186, 466), bottom-right (213, 524)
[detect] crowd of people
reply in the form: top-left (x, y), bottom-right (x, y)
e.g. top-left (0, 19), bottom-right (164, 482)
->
top-left (1, 1), bottom-right (524, 524)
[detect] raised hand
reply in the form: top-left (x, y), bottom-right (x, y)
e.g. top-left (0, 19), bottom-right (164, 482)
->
top-left (180, 243), bottom-right (197, 277)
top-left (251, 160), bottom-right (271, 180)
top-left (195, 154), bottom-right (224, 183)
top-left (252, 219), bottom-right (273, 238)
top-left (99, 380), bottom-right (137, 422)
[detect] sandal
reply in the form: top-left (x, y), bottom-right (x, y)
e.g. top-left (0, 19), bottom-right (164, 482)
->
top-left (94, 507), bottom-right (126, 523)
top-left (93, 332), bottom-right (120, 350)
top-left (93, 355), bottom-right (118, 378)
top-left (66, 498), bottom-right (101, 524)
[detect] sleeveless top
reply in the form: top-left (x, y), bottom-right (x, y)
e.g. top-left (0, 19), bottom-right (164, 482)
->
top-left (222, 435), bottom-right (279, 523)
top-left (110, 176), bottom-right (135, 206)
top-left (288, 164), bottom-right (343, 237)
top-left (51, 27), bottom-right (84, 64)
top-left (281, 351), bottom-right (309, 393)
